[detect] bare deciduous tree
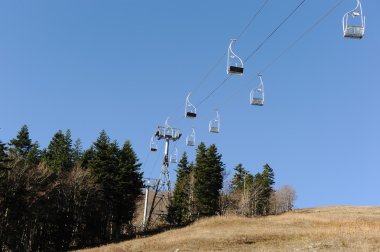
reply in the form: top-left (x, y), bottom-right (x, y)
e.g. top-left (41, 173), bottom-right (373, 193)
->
top-left (270, 185), bottom-right (297, 214)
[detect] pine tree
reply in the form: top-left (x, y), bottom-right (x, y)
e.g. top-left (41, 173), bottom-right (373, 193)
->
top-left (229, 164), bottom-right (255, 215)
top-left (254, 163), bottom-right (275, 215)
top-left (89, 131), bottom-right (119, 188)
top-left (87, 131), bottom-right (143, 240)
top-left (86, 131), bottom-right (119, 240)
top-left (117, 140), bottom-right (143, 224)
top-left (44, 130), bottom-right (73, 172)
top-left (192, 142), bottom-right (207, 218)
top-left (25, 142), bottom-right (42, 166)
top-left (72, 138), bottom-right (84, 164)
top-left (171, 152), bottom-right (192, 225)
top-left (8, 125), bottom-right (34, 160)
top-left (0, 140), bottom-right (9, 170)
top-left (230, 163), bottom-right (250, 193)
top-left (193, 143), bottom-right (224, 218)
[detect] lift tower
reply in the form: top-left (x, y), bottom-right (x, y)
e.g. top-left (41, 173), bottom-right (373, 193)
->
top-left (143, 119), bottom-right (181, 229)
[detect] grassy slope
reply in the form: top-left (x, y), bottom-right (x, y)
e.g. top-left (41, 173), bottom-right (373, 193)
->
top-left (80, 206), bottom-right (380, 251)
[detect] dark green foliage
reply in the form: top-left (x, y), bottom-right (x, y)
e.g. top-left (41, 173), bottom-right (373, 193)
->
top-left (0, 126), bottom-right (144, 251)
top-left (0, 140), bottom-right (9, 170)
top-left (193, 143), bottom-right (224, 218)
top-left (87, 131), bottom-right (143, 241)
top-left (81, 146), bottom-right (95, 169)
top-left (25, 142), bottom-right (42, 166)
top-left (255, 163), bottom-right (275, 215)
top-left (44, 130), bottom-right (73, 172)
top-left (88, 130), bottom-right (119, 190)
top-left (230, 163), bottom-right (253, 193)
top-left (228, 163), bottom-right (276, 216)
top-left (72, 138), bottom-right (84, 164)
top-left (8, 125), bottom-right (33, 159)
top-left (117, 140), bottom-right (144, 224)
top-left (171, 152), bottom-right (193, 225)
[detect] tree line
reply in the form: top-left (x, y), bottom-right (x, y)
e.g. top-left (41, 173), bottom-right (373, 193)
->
top-left (0, 125), bottom-right (143, 251)
top-left (170, 144), bottom-right (296, 226)
top-left (0, 125), bottom-right (296, 251)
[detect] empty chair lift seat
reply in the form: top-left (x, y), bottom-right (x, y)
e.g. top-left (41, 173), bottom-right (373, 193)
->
top-left (344, 26), bottom-right (364, 38)
top-left (209, 111), bottom-right (220, 133)
top-left (250, 98), bottom-right (264, 106)
top-left (342, 0), bottom-right (365, 39)
top-left (210, 126), bottom-right (219, 133)
top-left (150, 146), bottom-right (157, 152)
top-left (185, 93), bottom-right (197, 118)
top-left (227, 39), bottom-right (244, 76)
top-left (186, 111), bottom-right (197, 118)
top-left (186, 139), bottom-right (195, 146)
top-left (186, 128), bottom-right (196, 146)
top-left (228, 66), bottom-right (244, 75)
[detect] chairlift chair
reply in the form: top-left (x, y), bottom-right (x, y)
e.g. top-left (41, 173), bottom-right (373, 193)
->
top-left (164, 127), bottom-right (173, 138)
top-left (150, 136), bottom-right (158, 152)
top-left (170, 147), bottom-right (178, 163)
top-left (164, 118), bottom-right (173, 138)
top-left (186, 128), bottom-right (196, 146)
top-left (172, 129), bottom-right (181, 140)
top-left (250, 74), bottom-right (265, 106)
top-left (185, 93), bottom-right (197, 118)
top-left (209, 111), bottom-right (220, 133)
top-left (342, 0), bottom-right (365, 39)
top-left (227, 39), bottom-right (244, 75)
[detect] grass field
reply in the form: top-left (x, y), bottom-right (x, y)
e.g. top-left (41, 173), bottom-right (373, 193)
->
top-left (80, 206), bottom-right (380, 251)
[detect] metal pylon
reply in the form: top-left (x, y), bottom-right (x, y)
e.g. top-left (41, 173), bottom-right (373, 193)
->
top-left (142, 119), bottom-right (181, 230)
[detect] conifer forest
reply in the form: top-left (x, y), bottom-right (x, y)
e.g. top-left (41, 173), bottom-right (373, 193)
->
top-left (0, 125), bottom-right (295, 251)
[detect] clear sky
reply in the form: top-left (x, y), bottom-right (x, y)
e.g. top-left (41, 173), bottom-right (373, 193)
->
top-left (0, 0), bottom-right (378, 208)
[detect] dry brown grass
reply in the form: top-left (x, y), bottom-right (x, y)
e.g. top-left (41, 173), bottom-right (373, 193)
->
top-left (79, 206), bottom-right (380, 252)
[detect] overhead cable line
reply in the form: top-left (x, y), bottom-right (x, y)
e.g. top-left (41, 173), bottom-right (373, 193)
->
top-left (259, 0), bottom-right (347, 74)
top-left (244, 0), bottom-right (307, 62)
top-left (189, 0), bottom-right (271, 97)
top-left (146, 140), bottom-right (165, 178)
top-left (236, 0), bottom-right (271, 40)
top-left (171, 0), bottom-right (271, 124)
top-left (215, 0), bottom-right (347, 110)
top-left (196, 76), bottom-right (231, 107)
top-left (195, 0), bottom-right (308, 109)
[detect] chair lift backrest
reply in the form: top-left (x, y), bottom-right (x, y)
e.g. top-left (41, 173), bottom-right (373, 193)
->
top-left (150, 136), bottom-right (157, 151)
top-left (250, 75), bottom-right (265, 106)
top-left (209, 111), bottom-right (220, 133)
top-left (227, 39), bottom-right (244, 75)
top-left (185, 93), bottom-right (197, 118)
top-left (170, 148), bottom-right (178, 163)
top-left (342, 0), bottom-right (365, 38)
top-left (164, 118), bottom-right (173, 138)
top-left (186, 128), bottom-right (195, 146)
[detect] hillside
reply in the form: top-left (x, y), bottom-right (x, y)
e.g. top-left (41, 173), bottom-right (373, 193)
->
top-left (80, 206), bottom-right (380, 251)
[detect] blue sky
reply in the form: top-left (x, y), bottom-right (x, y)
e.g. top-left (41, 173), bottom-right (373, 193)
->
top-left (0, 0), bottom-right (379, 208)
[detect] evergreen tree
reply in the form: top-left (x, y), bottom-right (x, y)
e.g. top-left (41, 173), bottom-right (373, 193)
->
top-left (89, 131), bottom-right (119, 189)
top-left (88, 131), bottom-right (120, 240)
top-left (25, 142), bottom-right (42, 166)
top-left (0, 140), bottom-right (9, 170)
top-left (193, 143), bottom-right (224, 218)
top-left (117, 140), bottom-right (143, 225)
top-left (192, 142), bottom-right (207, 218)
top-left (0, 128), bottom-right (144, 249)
top-left (87, 131), bottom-right (143, 240)
top-left (44, 130), bottom-right (73, 172)
top-left (230, 163), bottom-right (251, 193)
top-left (81, 146), bottom-right (94, 169)
top-left (254, 163), bottom-right (275, 215)
top-left (72, 138), bottom-right (84, 164)
top-left (8, 125), bottom-right (34, 160)
top-left (171, 152), bottom-right (192, 225)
